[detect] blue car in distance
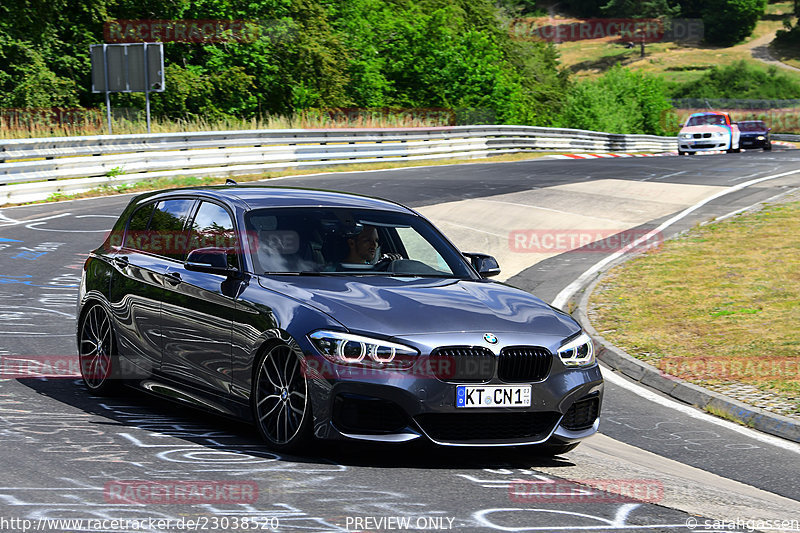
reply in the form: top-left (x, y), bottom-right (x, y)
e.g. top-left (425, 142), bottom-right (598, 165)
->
top-left (77, 185), bottom-right (603, 454)
top-left (737, 120), bottom-right (772, 151)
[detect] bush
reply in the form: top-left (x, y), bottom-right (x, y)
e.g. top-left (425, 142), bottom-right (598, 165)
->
top-left (555, 66), bottom-right (673, 135)
top-left (671, 60), bottom-right (800, 99)
top-left (702, 0), bottom-right (767, 45)
top-left (331, 0), bottom-right (570, 125)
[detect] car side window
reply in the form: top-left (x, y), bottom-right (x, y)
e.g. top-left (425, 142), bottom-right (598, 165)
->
top-left (187, 201), bottom-right (238, 268)
top-left (124, 202), bottom-right (155, 250)
top-left (146, 198), bottom-right (196, 260)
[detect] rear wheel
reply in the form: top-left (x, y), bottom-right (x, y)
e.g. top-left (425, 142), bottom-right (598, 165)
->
top-left (78, 303), bottom-right (118, 395)
top-left (253, 343), bottom-right (313, 452)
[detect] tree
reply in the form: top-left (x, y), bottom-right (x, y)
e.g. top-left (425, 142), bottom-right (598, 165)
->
top-left (601, 0), bottom-right (680, 18)
top-left (329, 0), bottom-right (570, 125)
top-left (556, 65), bottom-right (673, 135)
top-left (702, 0), bottom-right (767, 45)
top-left (601, 0), bottom-right (680, 56)
top-left (671, 60), bottom-right (800, 100)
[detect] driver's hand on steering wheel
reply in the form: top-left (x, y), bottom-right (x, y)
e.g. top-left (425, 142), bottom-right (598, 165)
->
top-left (381, 253), bottom-right (403, 261)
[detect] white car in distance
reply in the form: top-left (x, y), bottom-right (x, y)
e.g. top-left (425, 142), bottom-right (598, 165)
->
top-left (678, 111), bottom-right (741, 155)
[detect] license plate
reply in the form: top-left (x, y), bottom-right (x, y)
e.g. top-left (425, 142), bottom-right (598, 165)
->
top-left (456, 385), bottom-right (531, 408)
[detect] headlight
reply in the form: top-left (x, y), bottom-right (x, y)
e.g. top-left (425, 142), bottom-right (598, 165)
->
top-left (309, 330), bottom-right (418, 368)
top-left (711, 132), bottom-right (724, 138)
top-left (679, 133), bottom-right (692, 139)
top-left (757, 136), bottom-right (765, 140)
top-left (558, 332), bottom-right (595, 367)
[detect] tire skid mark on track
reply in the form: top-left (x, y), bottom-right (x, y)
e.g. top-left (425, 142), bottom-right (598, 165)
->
top-left (0, 154), bottom-right (798, 531)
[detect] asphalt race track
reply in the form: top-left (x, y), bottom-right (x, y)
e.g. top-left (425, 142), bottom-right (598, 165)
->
top-left (1, 149), bottom-right (799, 532)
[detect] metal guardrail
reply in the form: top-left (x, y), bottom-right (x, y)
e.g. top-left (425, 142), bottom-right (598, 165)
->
top-left (773, 134), bottom-right (800, 142)
top-left (0, 125), bottom-right (677, 205)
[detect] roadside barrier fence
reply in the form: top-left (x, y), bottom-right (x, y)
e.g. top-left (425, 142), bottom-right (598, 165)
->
top-left (0, 125), bottom-right (677, 205)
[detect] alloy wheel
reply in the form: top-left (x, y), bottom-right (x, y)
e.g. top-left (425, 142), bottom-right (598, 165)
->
top-left (78, 304), bottom-right (115, 392)
top-left (254, 343), bottom-right (311, 450)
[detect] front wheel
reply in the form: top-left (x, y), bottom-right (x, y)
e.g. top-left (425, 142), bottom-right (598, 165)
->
top-left (78, 303), bottom-right (119, 395)
top-left (253, 343), bottom-right (313, 452)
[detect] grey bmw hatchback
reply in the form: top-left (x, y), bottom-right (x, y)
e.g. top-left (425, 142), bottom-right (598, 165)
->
top-left (77, 185), bottom-right (602, 454)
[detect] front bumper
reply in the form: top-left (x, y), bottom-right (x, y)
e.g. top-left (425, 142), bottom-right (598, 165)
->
top-left (740, 136), bottom-right (769, 148)
top-left (305, 351), bottom-right (603, 446)
top-left (679, 139), bottom-right (730, 152)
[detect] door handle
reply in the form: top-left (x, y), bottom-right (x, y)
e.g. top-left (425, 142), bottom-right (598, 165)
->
top-left (165, 271), bottom-right (182, 285)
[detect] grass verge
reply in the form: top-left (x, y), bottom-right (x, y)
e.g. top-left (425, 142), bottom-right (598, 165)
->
top-left (589, 199), bottom-right (800, 416)
top-left (0, 109), bottom-right (458, 139)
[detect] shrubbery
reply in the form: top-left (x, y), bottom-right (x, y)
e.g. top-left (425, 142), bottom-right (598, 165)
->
top-left (0, 0), bottom-right (570, 125)
top-left (671, 60), bottom-right (800, 99)
top-left (555, 66), bottom-right (673, 135)
top-left (701, 0), bottom-right (767, 45)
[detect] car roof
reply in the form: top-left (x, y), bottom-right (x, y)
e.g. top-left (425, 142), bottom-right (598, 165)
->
top-left (130, 185), bottom-right (415, 213)
top-left (689, 111), bottom-right (730, 117)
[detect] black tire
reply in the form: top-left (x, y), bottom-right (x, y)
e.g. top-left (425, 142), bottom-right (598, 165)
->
top-left (687, 151), bottom-right (695, 156)
top-left (764, 144), bottom-right (772, 151)
top-left (78, 303), bottom-right (119, 395)
top-left (678, 150), bottom-right (685, 156)
top-left (253, 343), bottom-right (313, 452)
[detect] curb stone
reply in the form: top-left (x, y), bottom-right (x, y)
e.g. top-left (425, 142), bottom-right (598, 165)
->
top-left (573, 271), bottom-right (800, 445)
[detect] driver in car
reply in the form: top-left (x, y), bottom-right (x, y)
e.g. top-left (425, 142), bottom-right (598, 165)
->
top-left (343, 226), bottom-right (402, 267)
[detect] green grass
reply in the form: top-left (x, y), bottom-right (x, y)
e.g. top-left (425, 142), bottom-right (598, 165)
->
top-left (589, 201), bottom-right (800, 414)
top-left (554, 2), bottom-right (800, 85)
top-left (0, 108), bottom-right (458, 139)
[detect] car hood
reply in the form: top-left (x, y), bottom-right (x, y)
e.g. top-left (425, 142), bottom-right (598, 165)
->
top-left (257, 275), bottom-right (579, 338)
top-left (680, 125), bottom-right (731, 134)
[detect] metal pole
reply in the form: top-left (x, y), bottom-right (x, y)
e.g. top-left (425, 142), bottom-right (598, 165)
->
top-left (102, 44), bottom-right (112, 134)
top-left (144, 44), bottom-right (151, 134)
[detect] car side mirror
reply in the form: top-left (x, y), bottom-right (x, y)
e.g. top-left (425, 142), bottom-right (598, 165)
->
top-left (463, 252), bottom-right (501, 278)
top-left (185, 247), bottom-right (236, 275)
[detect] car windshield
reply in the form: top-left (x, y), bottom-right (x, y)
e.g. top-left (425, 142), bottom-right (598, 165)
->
top-left (243, 207), bottom-right (476, 278)
top-left (738, 121), bottom-right (767, 132)
top-left (686, 115), bottom-right (727, 126)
